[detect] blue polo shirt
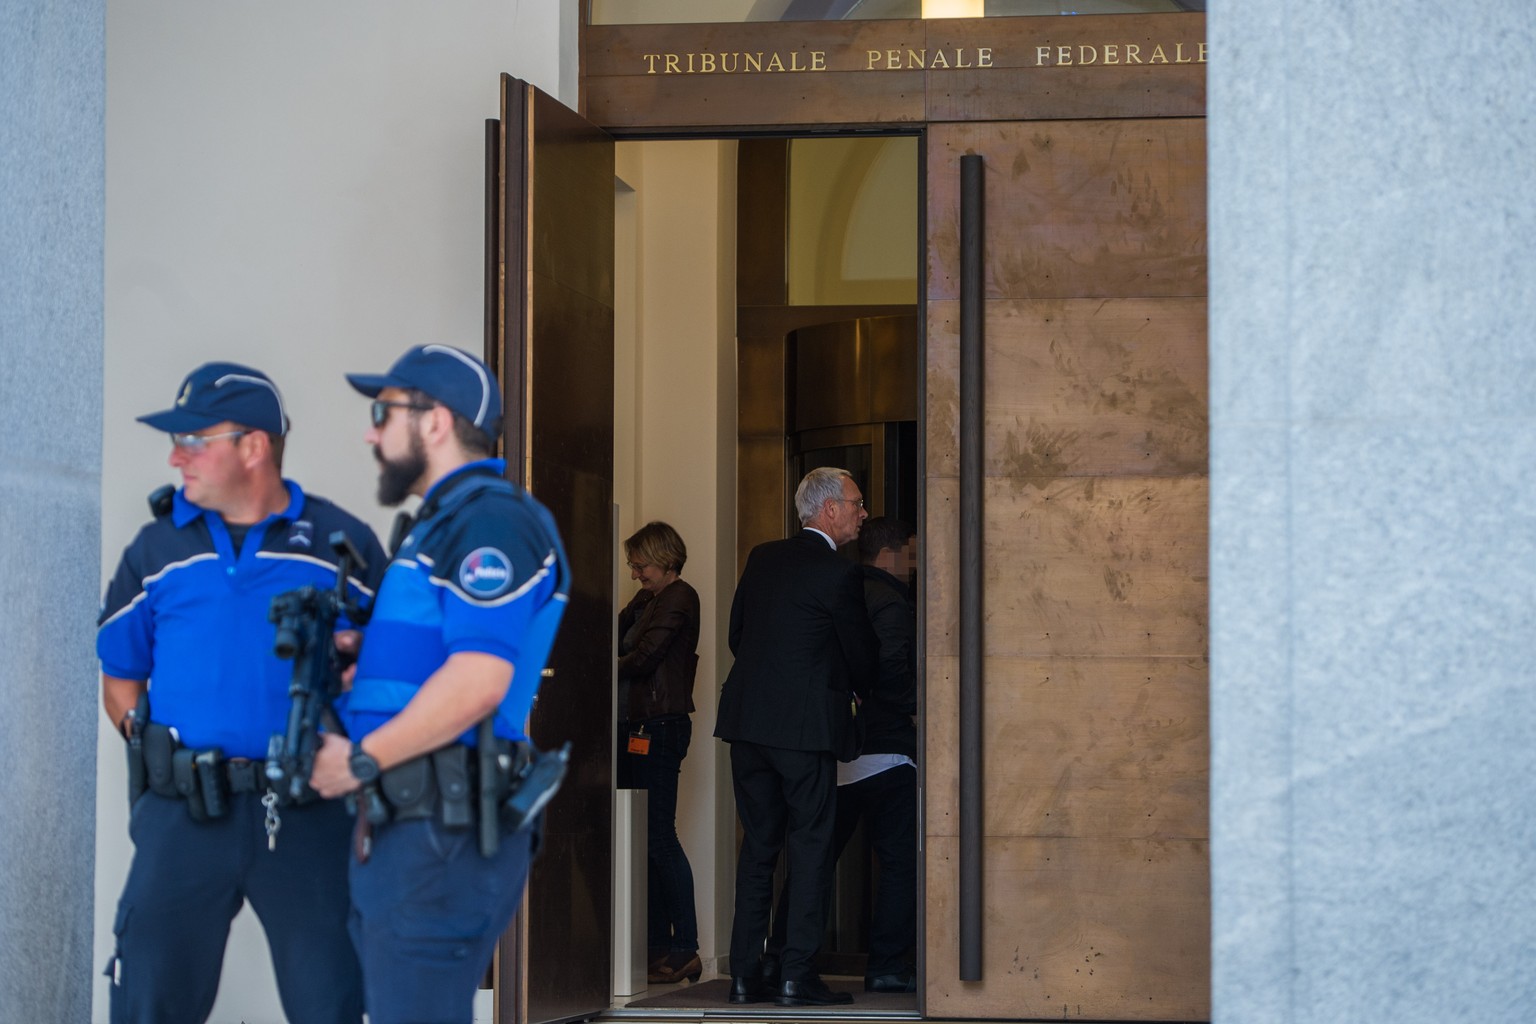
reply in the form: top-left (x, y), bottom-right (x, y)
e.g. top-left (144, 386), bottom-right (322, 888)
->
top-left (97, 482), bottom-right (386, 758)
top-left (342, 459), bottom-right (569, 746)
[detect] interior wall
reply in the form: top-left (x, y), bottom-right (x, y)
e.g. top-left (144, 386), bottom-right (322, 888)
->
top-left (612, 139), bottom-right (739, 979)
top-left (102, 4), bottom-right (564, 1020)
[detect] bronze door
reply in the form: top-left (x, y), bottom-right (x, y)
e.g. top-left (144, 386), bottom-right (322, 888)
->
top-left (923, 117), bottom-right (1210, 1020)
top-left (488, 76), bottom-right (615, 1024)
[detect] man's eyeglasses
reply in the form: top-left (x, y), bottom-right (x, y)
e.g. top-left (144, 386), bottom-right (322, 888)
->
top-left (370, 399), bottom-right (435, 428)
top-left (169, 429), bottom-right (247, 452)
top-left (833, 497), bottom-right (866, 509)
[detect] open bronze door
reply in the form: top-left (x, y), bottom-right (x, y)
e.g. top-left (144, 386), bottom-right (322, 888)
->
top-left (487, 76), bottom-right (615, 1024)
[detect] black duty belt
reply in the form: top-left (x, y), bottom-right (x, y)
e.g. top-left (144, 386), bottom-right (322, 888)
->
top-left (224, 759), bottom-right (270, 794)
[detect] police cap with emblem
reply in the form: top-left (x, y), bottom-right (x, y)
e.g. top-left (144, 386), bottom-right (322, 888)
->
top-left (345, 344), bottom-right (502, 439)
top-left (137, 362), bottom-right (289, 435)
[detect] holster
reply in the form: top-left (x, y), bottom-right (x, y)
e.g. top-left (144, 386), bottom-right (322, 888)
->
top-left (125, 716), bottom-right (147, 809)
top-left (433, 746), bottom-right (473, 829)
top-left (380, 757), bottom-right (434, 820)
top-left (172, 749), bottom-right (207, 821)
top-left (142, 723), bottom-right (178, 798)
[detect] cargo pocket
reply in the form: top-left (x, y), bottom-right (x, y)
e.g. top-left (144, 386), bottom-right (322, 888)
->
top-left (103, 902), bottom-right (132, 987)
top-left (390, 915), bottom-right (489, 963)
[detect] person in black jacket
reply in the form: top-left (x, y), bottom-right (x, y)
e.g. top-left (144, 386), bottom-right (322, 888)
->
top-left (764, 516), bottom-right (919, 994)
top-left (715, 467), bottom-right (879, 1008)
top-left (617, 521), bottom-right (702, 985)
top-left (844, 516), bottom-right (919, 993)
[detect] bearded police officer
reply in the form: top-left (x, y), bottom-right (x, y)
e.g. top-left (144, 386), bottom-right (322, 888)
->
top-left (98, 362), bottom-right (385, 1024)
top-left (309, 344), bottom-right (570, 1024)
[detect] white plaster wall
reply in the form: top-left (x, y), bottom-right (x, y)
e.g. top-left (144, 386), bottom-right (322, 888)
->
top-left (1209, 3), bottom-right (1536, 1021)
top-left (613, 139), bottom-right (739, 979)
top-left (101, 3), bottom-right (566, 1020)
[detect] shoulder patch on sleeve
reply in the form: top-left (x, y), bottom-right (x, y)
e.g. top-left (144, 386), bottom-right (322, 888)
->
top-left (458, 546), bottom-right (514, 598)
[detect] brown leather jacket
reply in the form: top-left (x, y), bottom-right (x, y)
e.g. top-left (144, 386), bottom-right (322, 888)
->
top-left (617, 577), bottom-right (700, 722)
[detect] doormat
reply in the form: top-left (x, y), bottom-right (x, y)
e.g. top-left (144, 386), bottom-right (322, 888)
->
top-left (623, 977), bottom-right (915, 1011)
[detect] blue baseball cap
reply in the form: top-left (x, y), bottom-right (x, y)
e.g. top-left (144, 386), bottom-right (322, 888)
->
top-left (345, 344), bottom-right (502, 436)
top-left (137, 362), bottom-right (288, 435)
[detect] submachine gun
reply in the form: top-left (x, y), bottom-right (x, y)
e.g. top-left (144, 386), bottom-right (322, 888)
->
top-left (265, 530), bottom-right (384, 821)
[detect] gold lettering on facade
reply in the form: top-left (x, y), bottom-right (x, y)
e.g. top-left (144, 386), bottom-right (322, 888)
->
top-left (642, 41), bottom-right (1201, 74)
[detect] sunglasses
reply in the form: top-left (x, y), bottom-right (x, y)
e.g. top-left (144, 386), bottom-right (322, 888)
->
top-left (168, 429), bottom-right (247, 452)
top-left (370, 399), bottom-right (435, 427)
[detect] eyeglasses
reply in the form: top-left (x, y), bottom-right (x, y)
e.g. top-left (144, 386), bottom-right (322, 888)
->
top-left (169, 429), bottom-right (247, 452)
top-left (626, 561), bottom-right (651, 573)
top-left (370, 399), bottom-right (435, 428)
top-left (833, 497), bottom-right (866, 509)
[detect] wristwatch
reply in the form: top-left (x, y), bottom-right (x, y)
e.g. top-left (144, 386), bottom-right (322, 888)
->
top-left (349, 743), bottom-right (382, 785)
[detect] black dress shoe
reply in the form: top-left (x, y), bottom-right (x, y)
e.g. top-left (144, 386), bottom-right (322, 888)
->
top-left (775, 975), bottom-right (854, 1006)
top-left (865, 971), bottom-right (917, 993)
top-left (727, 975), bottom-right (768, 1004)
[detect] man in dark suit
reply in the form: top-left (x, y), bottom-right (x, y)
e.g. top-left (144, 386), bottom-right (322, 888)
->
top-left (715, 466), bottom-right (879, 1007)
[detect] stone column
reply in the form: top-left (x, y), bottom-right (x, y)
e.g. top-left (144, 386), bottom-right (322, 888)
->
top-left (1210, 3), bottom-right (1536, 1021)
top-left (0, 1), bottom-right (105, 1021)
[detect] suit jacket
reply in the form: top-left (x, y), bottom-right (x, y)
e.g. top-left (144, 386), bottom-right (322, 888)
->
top-left (714, 529), bottom-right (878, 753)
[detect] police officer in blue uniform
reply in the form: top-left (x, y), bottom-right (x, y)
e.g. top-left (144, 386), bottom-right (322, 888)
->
top-left (99, 362), bottom-right (385, 1024)
top-left (309, 344), bottom-right (569, 1024)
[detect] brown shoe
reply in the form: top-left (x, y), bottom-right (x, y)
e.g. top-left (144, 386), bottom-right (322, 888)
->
top-left (650, 952), bottom-right (702, 985)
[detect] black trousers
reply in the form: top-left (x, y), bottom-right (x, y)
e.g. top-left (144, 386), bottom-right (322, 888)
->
top-left (768, 762), bottom-right (918, 977)
top-left (728, 741), bottom-right (837, 982)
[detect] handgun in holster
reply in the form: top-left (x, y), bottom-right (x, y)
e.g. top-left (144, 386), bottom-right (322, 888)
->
top-left (503, 742), bottom-right (571, 863)
top-left (124, 691), bottom-right (150, 808)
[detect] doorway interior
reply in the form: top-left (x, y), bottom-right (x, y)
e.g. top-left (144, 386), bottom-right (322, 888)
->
top-left (604, 131), bottom-right (924, 1016)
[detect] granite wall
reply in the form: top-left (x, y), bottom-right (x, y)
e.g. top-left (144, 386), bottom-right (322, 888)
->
top-left (1209, 3), bottom-right (1536, 1021)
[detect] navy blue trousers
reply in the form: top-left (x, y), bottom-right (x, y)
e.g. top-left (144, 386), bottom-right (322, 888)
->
top-left (634, 716), bottom-right (699, 953)
top-left (349, 816), bottom-right (533, 1024)
top-left (107, 791), bottom-right (362, 1024)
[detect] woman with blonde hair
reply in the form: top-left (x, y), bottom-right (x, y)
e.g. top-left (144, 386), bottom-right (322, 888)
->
top-left (618, 521), bottom-right (702, 984)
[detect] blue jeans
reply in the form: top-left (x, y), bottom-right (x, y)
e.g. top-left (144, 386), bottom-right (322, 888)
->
top-left (634, 715), bottom-right (699, 953)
